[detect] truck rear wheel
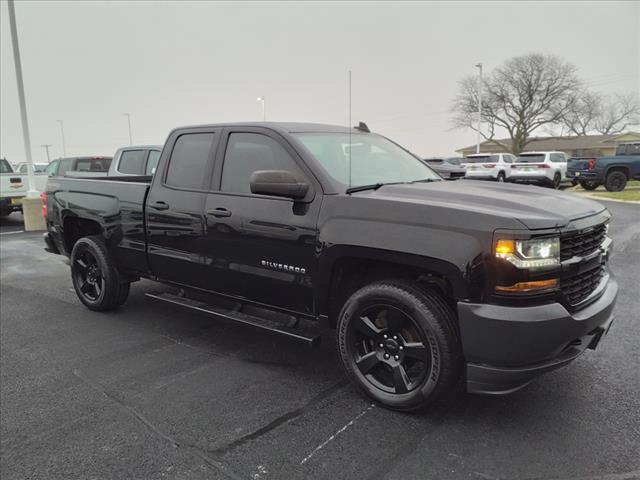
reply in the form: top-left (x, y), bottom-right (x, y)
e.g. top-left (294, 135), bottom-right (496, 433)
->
top-left (70, 235), bottom-right (130, 311)
top-left (336, 280), bottom-right (462, 411)
top-left (604, 171), bottom-right (627, 192)
top-left (579, 180), bottom-right (600, 191)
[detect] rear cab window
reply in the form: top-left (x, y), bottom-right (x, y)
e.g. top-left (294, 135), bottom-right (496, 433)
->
top-left (146, 150), bottom-right (161, 175)
top-left (118, 150), bottom-right (147, 174)
top-left (0, 159), bottom-right (13, 173)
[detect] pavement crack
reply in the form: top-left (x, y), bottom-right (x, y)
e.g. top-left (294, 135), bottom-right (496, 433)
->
top-left (209, 378), bottom-right (349, 455)
top-left (72, 368), bottom-right (244, 480)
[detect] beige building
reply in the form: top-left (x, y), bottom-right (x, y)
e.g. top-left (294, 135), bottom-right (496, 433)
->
top-left (456, 132), bottom-right (640, 157)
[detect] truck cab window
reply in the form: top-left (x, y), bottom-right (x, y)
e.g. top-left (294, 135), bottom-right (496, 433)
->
top-left (118, 150), bottom-right (146, 174)
top-left (165, 133), bottom-right (215, 189)
top-left (221, 133), bottom-right (302, 194)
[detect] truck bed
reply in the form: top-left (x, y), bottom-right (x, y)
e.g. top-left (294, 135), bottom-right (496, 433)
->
top-left (47, 176), bottom-right (152, 275)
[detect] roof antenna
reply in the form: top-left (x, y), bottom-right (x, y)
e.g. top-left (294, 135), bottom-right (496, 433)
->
top-left (348, 69), bottom-right (352, 189)
top-left (354, 121), bottom-right (370, 133)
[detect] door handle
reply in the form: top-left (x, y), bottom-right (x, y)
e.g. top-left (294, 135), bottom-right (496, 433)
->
top-left (207, 208), bottom-right (232, 218)
top-left (150, 201), bottom-right (170, 211)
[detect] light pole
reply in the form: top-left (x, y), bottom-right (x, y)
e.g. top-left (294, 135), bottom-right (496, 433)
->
top-left (40, 144), bottom-right (52, 162)
top-left (123, 113), bottom-right (132, 145)
top-left (475, 63), bottom-right (483, 154)
top-left (7, 0), bottom-right (37, 197)
top-left (257, 97), bottom-right (266, 121)
top-left (56, 119), bottom-right (67, 156)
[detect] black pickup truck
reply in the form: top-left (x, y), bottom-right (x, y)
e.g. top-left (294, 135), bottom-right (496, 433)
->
top-left (43, 122), bottom-right (617, 411)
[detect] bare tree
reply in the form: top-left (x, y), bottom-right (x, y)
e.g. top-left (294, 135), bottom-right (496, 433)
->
top-left (594, 93), bottom-right (640, 135)
top-left (452, 53), bottom-right (582, 154)
top-left (560, 91), bottom-right (640, 136)
top-left (559, 90), bottom-right (603, 136)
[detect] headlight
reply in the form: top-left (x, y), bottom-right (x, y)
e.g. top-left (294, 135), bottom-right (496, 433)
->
top-left (495, 237), bottom-right (559, 269)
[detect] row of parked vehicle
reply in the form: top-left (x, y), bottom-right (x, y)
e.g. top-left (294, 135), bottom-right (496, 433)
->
top-left (424, 141), bottom-right (640, 192)
top-left (0, 145), bottom-right (161, 217)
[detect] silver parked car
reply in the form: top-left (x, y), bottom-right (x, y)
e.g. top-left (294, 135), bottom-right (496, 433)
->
top-left (422, 157), bottom-right (466, 180)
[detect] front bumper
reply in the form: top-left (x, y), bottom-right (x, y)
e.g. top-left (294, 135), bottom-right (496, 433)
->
top-left (458, 276), bottom-right (618, 394)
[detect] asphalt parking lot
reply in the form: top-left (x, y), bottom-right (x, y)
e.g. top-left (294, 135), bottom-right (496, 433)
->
top-left (1, 200), bottom-right (639, 480)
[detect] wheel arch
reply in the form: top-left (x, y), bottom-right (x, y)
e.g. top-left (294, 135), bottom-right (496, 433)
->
top-left (61, 213), bottom-right (104, 255)
top-left (316, 246), bottom-right (468, 328)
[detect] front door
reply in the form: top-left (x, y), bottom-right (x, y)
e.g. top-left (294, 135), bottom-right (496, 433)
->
top-left (203, 128), bottom-right (321, 315)
top-left (145, 128), bottom-right (219, 289)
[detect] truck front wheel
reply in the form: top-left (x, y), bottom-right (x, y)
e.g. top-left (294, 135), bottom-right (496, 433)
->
top-left (70, 235), bottom-right (130, 311)
top-left (337, 280), bottom-right (462, 411)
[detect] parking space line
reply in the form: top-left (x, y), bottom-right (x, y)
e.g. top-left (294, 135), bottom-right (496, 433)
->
top-left (0, 230), bottom-right (25, 235)
top-left (300, 403), bottom-right (375, 465)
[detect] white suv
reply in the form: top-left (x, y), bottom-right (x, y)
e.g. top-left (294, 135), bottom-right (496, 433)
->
top-left (509, 151), bottom-right (569, 189)
top-left (462, 153), bottom-right (516, 182)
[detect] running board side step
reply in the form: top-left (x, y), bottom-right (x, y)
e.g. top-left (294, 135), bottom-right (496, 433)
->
top-left (146, 292), bottom-right (321, 347)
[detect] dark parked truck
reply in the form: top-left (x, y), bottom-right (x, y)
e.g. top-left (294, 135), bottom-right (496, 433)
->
top-left (567, 141), bottom-right (640, 191)
top-left (43, 122), bottom-right (618, 411)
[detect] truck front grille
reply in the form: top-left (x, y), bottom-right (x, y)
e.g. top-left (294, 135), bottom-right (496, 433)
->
top-left (560, 265), bottom-right (605, 306)
top-left (560, 224), bottom-right (606, 261)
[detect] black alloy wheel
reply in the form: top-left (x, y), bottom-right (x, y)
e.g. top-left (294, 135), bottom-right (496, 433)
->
top-left (337, 280), bottom-right (462, 411)
top-left (348, 304), bottom-right (430, 395)
top-left (579, 180), bottom-right (600, 191)
top-left (604, 171), bottom-right (627, 192)
top-left (552, 172), bottom-right (561, 189)
top-left (70, 235), bottom-right (130, 311)
top-left (497, 172), bottom-right (506, 182)
top-left (73, 250), bottom-right (104, 302)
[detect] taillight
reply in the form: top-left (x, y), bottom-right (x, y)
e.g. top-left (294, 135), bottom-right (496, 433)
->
top-left (482, 163), bottom-right (496, 168)
top-left (539, 164), bottom-right (551, 169)
top-left (588, 158), bottom-right (596, 170)
top-left (41, 191), bottom-right (47, 219)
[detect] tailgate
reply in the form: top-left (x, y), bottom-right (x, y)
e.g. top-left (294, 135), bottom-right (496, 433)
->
top-left (0, 175), bottom-right (28, 197)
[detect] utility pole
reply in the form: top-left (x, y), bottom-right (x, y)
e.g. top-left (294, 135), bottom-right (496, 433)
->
top-left (40, 144), bottom-right (52, 162)
top-left (7, 0), bottom-right (37, 197)
top-left (475, 63), bottom-right (483, 154)
top-left (123, 113), bottom-right (132, 145)
top-left (257, 97), bottom-right (266, 121)
top-left (56, 119), bottom-right (67, 156)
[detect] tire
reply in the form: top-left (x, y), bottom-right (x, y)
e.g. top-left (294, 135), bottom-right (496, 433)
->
top-left (579, 180), bottom-right (600, 191)
top-left (496, 172), bottom-right (506, 183)
top-left (336, 280), bottom-right (462, 411)
top-left (70, 235), bottom-right (130, 311)
top-left (551, 172), bottom-right (561, 189)
top-left (604, 171), bottom-right (627, 192)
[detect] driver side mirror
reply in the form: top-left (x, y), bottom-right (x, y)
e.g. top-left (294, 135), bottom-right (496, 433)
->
top-left (250, 170), bottom-right (309, 200)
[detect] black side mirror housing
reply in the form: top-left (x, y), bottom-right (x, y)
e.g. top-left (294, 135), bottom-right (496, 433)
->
top-left (250, 170), bottom-right (309, 200)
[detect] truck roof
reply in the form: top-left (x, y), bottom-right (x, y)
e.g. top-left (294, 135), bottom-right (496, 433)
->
top-left (171, 122), bottom-right (363, 135)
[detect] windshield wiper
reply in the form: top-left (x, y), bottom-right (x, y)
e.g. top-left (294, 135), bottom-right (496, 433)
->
top-left (346, 181), bottom-right (410, 194)
top-left (409, 178), bottom-right (442, 183)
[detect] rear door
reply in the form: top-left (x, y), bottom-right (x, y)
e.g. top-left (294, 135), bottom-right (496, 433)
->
top-left (145, 128), bottom-right (220, 288)
top-left (202, 127), bottom-right (322, 314)
top-left (550, 153), bottom-right (568, 179)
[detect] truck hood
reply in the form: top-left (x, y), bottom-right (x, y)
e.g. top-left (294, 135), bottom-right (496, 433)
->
top-left (362, 180), bottom-right (606, 230)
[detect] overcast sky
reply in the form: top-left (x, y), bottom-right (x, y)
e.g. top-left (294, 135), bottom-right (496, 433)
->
top-left (1, 1), bottom-right (639, 162)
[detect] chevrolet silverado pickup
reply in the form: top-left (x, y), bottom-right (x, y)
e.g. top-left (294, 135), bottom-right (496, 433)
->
top-left (43, 122), bottom-right (618, 411)
top-left (567, 142), bottom-right (640, 191)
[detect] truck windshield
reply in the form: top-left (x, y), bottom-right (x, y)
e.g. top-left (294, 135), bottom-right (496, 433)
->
top-left (294, 133), bottom-right (440, 187)
top-left (516, 154), bottom-right (546, 163)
